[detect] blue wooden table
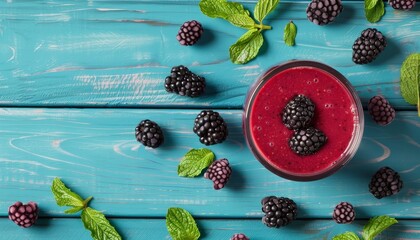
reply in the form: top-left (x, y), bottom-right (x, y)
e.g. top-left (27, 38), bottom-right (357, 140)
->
top-left (0, 1), bottom-right (419, 239)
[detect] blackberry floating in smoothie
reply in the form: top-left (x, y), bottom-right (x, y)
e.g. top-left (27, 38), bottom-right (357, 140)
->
top-left (243, 61), bottom-right (364, 181)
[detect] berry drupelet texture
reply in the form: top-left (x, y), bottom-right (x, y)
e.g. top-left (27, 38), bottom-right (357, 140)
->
top-left (204, 159), bottom-right (232, 190)
top-left (333, 202), bottom-right (355, 224)
top-left (261, 196), bottom-right (297, 228)
top-left (369, 167), bottom-right (403, 199)
top-left (352, 28), bottom-right (387, 64)
top-left (289, 127), bottom-right (327, 156)
top-left (306, 0), bottom-right (343, 25)
top-left (231, 233), bottom-right (250, 240)
top-left (165, 65), bottom-right (206, 97)
top-left (193, 110), bottom-right (228, 145)
top-left (135, 119), bottom-right (164, 148)
top-left (368, 95), bottom-right (396, 126)
top-left (389, 0), bottom-right (416, 10)
top-left (282, 94), bottom-right (315, 130)
top-left (176, 20), bottom-right (203, 46)
top-left (8, 201), bottom-right (38, 228)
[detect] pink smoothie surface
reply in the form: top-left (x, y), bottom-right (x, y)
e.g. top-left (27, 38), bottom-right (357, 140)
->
top-left (249, 66), bottom-right (357, 175)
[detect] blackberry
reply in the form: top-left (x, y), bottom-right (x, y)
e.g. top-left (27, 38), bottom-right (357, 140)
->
top-left (352, 28), bottom-right (387, 64)
top-left (369, 167), bottom-right (403, 199)
top-left (231, 233), bottom-right (249, 240)
top-left (282, 94), bottom-right (315, 130)
top-left (164, 65), bottom-right (205, 97)
top-left (135, 119), bottom-right (164, 148)
top-left (333, 202), bottom-right (355, 224)
top-left (289, 127), bottom-right (327, 156)
top-left (306, 0), bottom-right (343, 25)
top-left (389, 0), bottom-right (416, 10)
top-left (8, 201), bottom-right (38, 228)
top-left (204, 159), bottom-right (232, 190)
top-left (193, 110), bottom-right (228, 145)
top-left (176, 20), bottom-right (203, 46)
top-left (261, 196), bottom-right (297, 228)
top-left (368, 95), bottom-right (396, 126)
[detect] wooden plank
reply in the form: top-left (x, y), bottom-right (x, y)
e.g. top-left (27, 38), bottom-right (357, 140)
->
top-left (0, 218), bottom-right (418, 239)
top-left (0, 108), bottom-right (418, 218)
top-left (0, 1), bottom-right (418, 108)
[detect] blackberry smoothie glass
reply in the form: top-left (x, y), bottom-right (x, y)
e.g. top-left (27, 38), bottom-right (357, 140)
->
top-left (243, 61), bottom-right (364, 181)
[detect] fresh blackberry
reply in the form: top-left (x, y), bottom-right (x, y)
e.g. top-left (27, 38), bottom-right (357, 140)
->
top-left (289, 127), bottom-right (327, 156)
top-left (8, 201), bottom-right (38, 228)
top-left (368, 95), bottom-right (396, 126)
top-left (352, 28), bottom-right (387, 64)
top-left (135, 119), bottom-right (164, 148)
top-left (204, 159), bottom-right (232, 190)
top-left (193, 110), bottom-right (228, 145)
top-left (333, 202), bottom-right (355, 224)
top-left (164, 65), bottom-right (205, 97)
top-left (261, 196), bottom-right (297, 228)
top-left (389, 0), bottom-right (416, 10)
top-left (369, 167), bottom-right (403, 199)
top-left (282, 94), bottom-right (315, 130)
top-left (176, 20), bottom-right (203, 46)
top-left (231, 233), bottom-right (249, 240)
top-left (306, 0), bottom-right (343, 25)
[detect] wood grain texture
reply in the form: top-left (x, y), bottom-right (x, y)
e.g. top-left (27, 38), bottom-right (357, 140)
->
top-left (0, 108), bottom-right (418, 218)
top-left (0, 218), bottom-right (419, 240)
top-left (0, 1), bottom-right (418, 108)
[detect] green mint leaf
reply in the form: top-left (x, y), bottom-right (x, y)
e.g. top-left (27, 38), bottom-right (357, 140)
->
top-left (229, 29), bottom-right (264, 64)
top-left (65, 206), bottom-right (85, 214)
top-left (284, 21), bottom-right (297, 46)
top-left (166, 207), bottom-right (200, 240)
top-left (81, 207), bottom-right (122, 240)
top-left (365, 0), bottom-right (379, 10)
top-left (178, 148), bottom-right (215, 177)
top-left (332, 232), bottom-right (361, 240)
top-left (362, 216), bottom-right (398, 240)
top-left (365, 0), bottom-right (384, 23)
top-left (199, 0), bottom-right (249, 19)
top-left (51, 177), bottom-right (85, 210)
top-left (226, 14), bottom-right (255, 29)
top-left (254, 0), bottom-right (280, 23)
top-left (400, 53), bottom-right (420, 108)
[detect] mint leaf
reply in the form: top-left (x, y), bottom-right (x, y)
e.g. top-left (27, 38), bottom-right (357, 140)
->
top-left (51, 177), bottom-right (85, 209)
top-left (81, 207), bottom-right (122, 240)
top-left (229, 29), bottom-right (264, 64)
top-left (65, 206), bottom-right (85, 214)
top-left (199, 0), bottom-right (249, 19)
top-left (284, 21), bottom-right (297, 46)
top-left (333, 232), bottom-right (361, 240)
top-left (401, 53), bottom-right (420, 105)
top-left (254, 0), bottom-right (280, 23)
top-left (362, 216), bottom-right (398, 240)
top-left (166, 207), bottom-right (200, 240)
top-left (226, 14), bottom-right (255, 29)
top-left (365, 0), bottom-right (384, 23)
top-left (365, 0), bottom-right (379, 10)
top-left (178, 148), bottom-right (215, 177)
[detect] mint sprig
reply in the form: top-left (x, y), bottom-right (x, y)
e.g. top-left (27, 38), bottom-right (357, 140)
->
top-left (333, 232), bottom-right (361, 240)
top-left (200, 0), bottom-right (280, 64)
top-left (332, 215), bottom-right (397, 240)
top-left (284, 21), bottom-right (297, 46)
top-left (362, 216), bottom-right (398, 240)
top-left (82, 207), bottom-right (122, 240)
top-left (51, 178), bottom-right (122, 240)
top-left (178, 148), bottom-right (215, 177)
top-left (166, 207), bottom-right (200, 240)
top-left (364, 0), bottom-right (385, 23)
top-left (400, 53), bottom-right (420, 116)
